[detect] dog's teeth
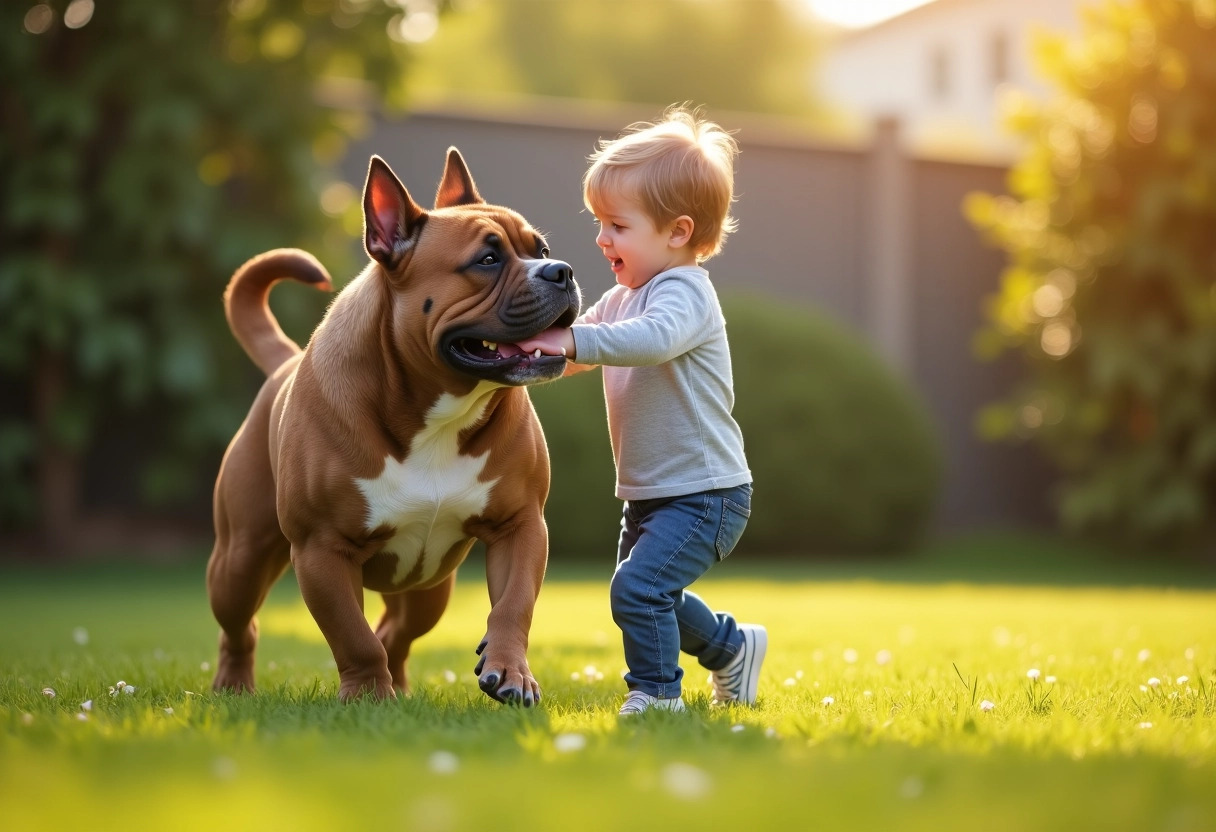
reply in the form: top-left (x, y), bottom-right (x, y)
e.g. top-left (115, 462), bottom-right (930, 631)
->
top-left (533, 349), bottom-right (542, 358)
top-left (561, 347), bottom-right (567, 356)
top-left (483, 341), bottom-right (497, 351)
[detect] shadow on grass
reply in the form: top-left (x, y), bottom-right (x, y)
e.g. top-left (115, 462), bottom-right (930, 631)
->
top-left (0, 531), bottom-right (1213, 593)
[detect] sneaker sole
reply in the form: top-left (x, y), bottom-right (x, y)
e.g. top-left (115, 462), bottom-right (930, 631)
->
top-left (739, 625), bottom-right (767, 705)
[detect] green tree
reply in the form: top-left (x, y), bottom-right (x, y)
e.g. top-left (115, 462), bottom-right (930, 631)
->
top-left (966, 0), bottom-right (1216, 547)
top-left (407, 0), bottom-right (824, 119)
top-left (0, 0), bottom-right (441, 553)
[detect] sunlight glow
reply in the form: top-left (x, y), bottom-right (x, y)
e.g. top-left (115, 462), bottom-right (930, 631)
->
top-left (807, 0), bottom-right (938, 29)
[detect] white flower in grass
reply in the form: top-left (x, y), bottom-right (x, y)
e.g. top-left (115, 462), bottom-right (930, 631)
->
top-left (1176, 676), bottom-right (1189, 685)
top-left (764, 726), bottom-right (778, 738)
top-left (795, 670), bottom-right (804, 680)
top-left (1140, 685), bottom-right (1148, 692)
top-left (783, 678), bottom-right (797, 686)
top-left (41, 687), bottom-right (56, 698)
top-left (876, 650), bottom-right (892, 666)
top-left (1147, 677), bottom-right (1161, 688)
top-left (553, 733), bottom-right (586, 753)
top-left (80, 700), bottom-right (92, 711)
top-left (1026, 668), bottom-right (1040, 680)
top-left (570, 672), bottom-right (580, 681)
top-left (979, 699), bottom-right (995, 712)
top-left (821, 696), bottom-right (835, 706)
top-left (843, 648), bottom-right (858, 664)
top-left (442, 669), bottom-right (457, 684)
top-left (428, 751), bottom-right (459, 775)
top-left (661, 763), bottom-right (711, 800)
top-left (1138, 722), bottom-right (1153, 729)
top-left (730, 724), bottom-right (745, 733)
top-left (1045, 675), bottom-right (1057, 684)
top-left (863, 690), bottom-right (873, 698)
top-left (72, 627), bottom-right (89, 646)
top-left (123, 685), bottom-right (135, 695)
top-left (76, 713), bottom-right (88, 722)
top-left (1138, 649), bottom-right (1151, 662)
top-left (200, 662), bottom-right (211, 672)
top-left (163, 707), bottom-right (174, 715)
top-left (899, 777), bottom-right (924, 799)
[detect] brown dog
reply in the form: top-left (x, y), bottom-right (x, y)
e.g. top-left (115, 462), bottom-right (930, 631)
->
top-left (206, 150), bottom-right (580, 704)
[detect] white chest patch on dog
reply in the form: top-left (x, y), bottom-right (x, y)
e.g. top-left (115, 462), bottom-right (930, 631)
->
top-left (355, 382), bottom-right (500, 585)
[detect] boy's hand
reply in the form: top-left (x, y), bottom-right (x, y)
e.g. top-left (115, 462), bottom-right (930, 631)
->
top-left (517, 328), bottom-right (576, 361)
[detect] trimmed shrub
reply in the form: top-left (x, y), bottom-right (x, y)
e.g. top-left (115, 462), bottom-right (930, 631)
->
top-left (531, 293), bottom-right (942, 559)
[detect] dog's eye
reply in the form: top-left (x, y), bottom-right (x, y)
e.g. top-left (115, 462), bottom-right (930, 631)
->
top-left (541, 247), bottom-right (551, 258)
top-left (478, 253), bottom-right (500, 267)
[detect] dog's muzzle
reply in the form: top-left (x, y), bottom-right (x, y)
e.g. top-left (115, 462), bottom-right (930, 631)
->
top-left (442, 258), bottom-right (581, 385)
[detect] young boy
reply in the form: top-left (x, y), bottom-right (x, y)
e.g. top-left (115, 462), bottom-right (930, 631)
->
top-left (518, 106), bottom-right (764, 715)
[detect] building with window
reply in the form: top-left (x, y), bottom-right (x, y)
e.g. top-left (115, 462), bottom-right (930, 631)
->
top-left (818, 0), bottom-right (1084, 159)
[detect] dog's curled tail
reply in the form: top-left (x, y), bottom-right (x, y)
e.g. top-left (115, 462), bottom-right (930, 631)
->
top-left (224, 248), bottom-right (333, 376)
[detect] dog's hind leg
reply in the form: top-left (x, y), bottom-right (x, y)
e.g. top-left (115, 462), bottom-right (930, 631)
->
top-left (207, 530), bottom-right (290, 693)
top-left (207, 418), bottom-right (290, 694)
top-left (374, 572), bottom-right (457, 693)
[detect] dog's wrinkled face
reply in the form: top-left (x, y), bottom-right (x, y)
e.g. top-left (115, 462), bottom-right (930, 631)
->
top-left (363, 151), bottom-right (581, 386)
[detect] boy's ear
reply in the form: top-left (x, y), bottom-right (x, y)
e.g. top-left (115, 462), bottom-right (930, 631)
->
top-left (668, 215), bottom-right (695, 249)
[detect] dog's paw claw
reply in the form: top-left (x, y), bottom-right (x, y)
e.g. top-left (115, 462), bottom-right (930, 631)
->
top-left (479, 672), bottom-right (500, 692)
top-left (475, 638), bottom-right (488, 655)
top-left (473, 655), bottom-right (486, 676)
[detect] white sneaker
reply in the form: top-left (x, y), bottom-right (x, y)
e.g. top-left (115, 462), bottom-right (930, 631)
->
top-left (710, 624), bottom-right (767, 705)
top-left (618, 690), bottom-right (687, 716)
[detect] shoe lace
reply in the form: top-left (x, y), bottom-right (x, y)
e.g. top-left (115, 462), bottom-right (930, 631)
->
top-left (620, 691), bottom-right (655, 713)
top-left (711, 653), bottom-right (745, 701)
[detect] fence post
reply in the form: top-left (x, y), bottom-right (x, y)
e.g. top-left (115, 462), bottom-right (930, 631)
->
top-left (865, 116), bottom-right (913, 375)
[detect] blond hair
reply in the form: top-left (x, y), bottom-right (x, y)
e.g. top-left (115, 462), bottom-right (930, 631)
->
top-left (584, 105), bottom-right (739, 261)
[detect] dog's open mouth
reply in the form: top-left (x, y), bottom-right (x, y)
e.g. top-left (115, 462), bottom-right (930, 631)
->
top-left (456, 338), bottom-right (563, 364)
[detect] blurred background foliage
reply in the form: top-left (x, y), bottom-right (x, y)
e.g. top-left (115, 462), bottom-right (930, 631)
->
top-left (966, 0), bottom-right (1216, 547)
top-left (406, 0), bottom-right (825, 120)
top-left (533, 296), bottom-right (942, 558)
top-left (0, 0), bottom-right (444, 550)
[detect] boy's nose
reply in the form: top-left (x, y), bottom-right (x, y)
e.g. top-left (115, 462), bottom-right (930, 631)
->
top-left (595, 228), bottom-right (609, 246)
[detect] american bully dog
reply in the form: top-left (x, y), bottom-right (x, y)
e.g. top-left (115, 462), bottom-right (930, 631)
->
top-left (206, 150), bottom-right (580, 704)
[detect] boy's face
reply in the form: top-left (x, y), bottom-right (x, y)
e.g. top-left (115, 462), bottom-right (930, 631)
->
top-left (590, 192), bottom-right (696, 290)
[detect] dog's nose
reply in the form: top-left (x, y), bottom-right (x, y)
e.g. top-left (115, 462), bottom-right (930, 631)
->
top-left (538, 260), bottom-right (573, 288)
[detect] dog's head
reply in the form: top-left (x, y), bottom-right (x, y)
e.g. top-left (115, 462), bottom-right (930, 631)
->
top-left (362, 151), bottom-right (581, 387)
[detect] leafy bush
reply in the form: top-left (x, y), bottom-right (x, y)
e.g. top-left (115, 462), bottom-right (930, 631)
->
top-left (533, 294), bottom-right (942, 559)
top-left (965, 0), bottom-right (1216, 546)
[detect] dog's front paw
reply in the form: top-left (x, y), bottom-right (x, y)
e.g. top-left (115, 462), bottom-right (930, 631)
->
top-left (474, 637), bottom-right (541, 707)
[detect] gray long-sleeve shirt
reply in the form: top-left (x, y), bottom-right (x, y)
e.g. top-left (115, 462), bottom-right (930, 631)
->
top-left (571, 265), bottom-right (752, 501)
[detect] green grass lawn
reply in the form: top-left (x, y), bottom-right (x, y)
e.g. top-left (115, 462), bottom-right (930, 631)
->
top-left (1, 538), bottom-right (1214, 832)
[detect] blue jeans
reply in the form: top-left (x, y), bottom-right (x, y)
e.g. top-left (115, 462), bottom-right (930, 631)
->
top-left (610, 483), bottom-right (753, 698)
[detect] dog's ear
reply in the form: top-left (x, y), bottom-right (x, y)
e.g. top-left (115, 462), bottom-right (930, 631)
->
top-left (363, 156), bottom-right (425, 270)
top-left (434, 147), bottom-right (484, 208)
